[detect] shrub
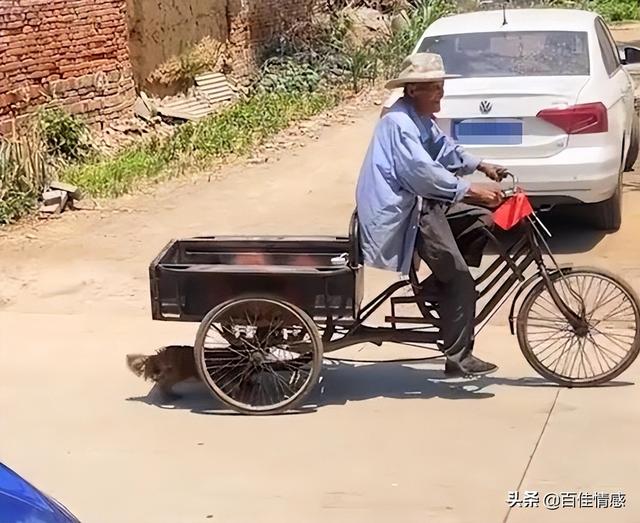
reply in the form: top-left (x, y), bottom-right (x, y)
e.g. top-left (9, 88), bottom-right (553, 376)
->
top-left (542, 0), bottom-right (639, 21)
top-left (253, 58), bottom-right (324, 94)
top-left (589, 0), bottom-right (639, 22)
top-left (36, 106), bottom-right (92, 162)
top-left (0, 131), bottom-right (51, 224)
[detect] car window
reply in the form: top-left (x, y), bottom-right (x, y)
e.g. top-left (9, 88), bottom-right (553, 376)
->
top-left (417, 31), bottom-right (590, 78)
top-left (594, 18), bottom-right (621, 75)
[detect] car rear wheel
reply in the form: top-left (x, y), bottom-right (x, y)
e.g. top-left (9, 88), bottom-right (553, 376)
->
top-left (588, 171), bottom-right (622, 232)
top-left (624, 114), bottom-right (639, 172)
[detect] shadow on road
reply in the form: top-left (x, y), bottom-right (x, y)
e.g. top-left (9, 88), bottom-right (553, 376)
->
top-left (125, 360), bottom-right (634, 416)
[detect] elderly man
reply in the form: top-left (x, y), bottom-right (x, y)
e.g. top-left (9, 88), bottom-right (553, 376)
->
top-left (356, 53), bottom-right (507, 376)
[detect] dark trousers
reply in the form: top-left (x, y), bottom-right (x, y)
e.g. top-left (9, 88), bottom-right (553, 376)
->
top-left (415, 200), bottom-right (493, 360)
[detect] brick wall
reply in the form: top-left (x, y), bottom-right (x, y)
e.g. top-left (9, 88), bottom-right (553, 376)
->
top-left (0, 0), bottom-right (135, 134)
top-left (0, 0), bottom-right (324, 133)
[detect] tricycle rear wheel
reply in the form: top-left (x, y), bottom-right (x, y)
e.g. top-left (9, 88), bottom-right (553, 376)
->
top-left (194, 296), bottom-right (323, 415)
top-left (516, 267), bottom-right (640, 387)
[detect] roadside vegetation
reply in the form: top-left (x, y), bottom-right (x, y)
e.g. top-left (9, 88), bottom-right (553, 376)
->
top-left (1, 0), bottom-right (638, 224)
top-left (553, 0), bottom-right (639, 22)
top-left (594, 0), bottom-right (639, 22)
top-left (1, 0), bottom-right (453, 224)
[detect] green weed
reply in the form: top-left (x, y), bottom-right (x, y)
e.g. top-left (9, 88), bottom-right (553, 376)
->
top-left (543, 0), bottom-right (639, 21)
top-left (0, 131), bottom-right (51, 224)
top-left (59, 91), bottom-right (339, 198)
top-left (36, 105), bottom-right (92, 162)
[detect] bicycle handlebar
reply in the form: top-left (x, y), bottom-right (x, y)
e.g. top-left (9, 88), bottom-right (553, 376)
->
top-left (501, 171), bottom-right (518, 199)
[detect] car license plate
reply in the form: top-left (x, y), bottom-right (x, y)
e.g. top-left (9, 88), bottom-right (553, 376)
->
top-left (452, 119), bottom-right (523, 145)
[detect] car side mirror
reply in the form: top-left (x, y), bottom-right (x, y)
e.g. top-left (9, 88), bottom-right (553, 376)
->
top-left (622, 46), bottom-right (640, 65)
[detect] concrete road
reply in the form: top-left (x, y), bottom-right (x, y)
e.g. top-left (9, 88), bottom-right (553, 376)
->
top-left (1, 103), bottom-right (640, 523)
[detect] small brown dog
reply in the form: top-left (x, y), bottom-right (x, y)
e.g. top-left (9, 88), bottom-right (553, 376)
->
top-left (126, 345), bottom-right (199, 398)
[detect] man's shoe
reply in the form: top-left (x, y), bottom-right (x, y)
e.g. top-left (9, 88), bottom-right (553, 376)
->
top-left (444, 355), bottom-right (498, 377)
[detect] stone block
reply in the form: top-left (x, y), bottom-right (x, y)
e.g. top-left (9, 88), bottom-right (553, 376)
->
top-left (39, 201), bottom-right (63, 214)
top-left (41, 189), bottom-right (65, 206)
top-left (49, 180), bottom-right (82, 200)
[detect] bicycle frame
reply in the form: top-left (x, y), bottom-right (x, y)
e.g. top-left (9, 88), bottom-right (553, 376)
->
top-left (323, 205), bottom-right (587, 354)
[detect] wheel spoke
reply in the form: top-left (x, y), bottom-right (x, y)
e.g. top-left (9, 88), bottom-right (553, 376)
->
top-left (261, 318), bottom-right (285, 349)
top-left (227, 366), bottom-right (255, 397)
top-left (590, 335), bottom-right (607, 375)
top-left (578, 274), bottom-right (588, 300)
top-left (530, 330), bottom-right (573, 355)
top-left (587, 332), bottom-right (619, 369)
top-left (590, 278), bottom-right (607, 313)
top-left (561, 336), bottom-right (582, 377)
top-left (597, 304), bottom-right (635, 323)
top-left (593, 328), bottom-right (636, 343)
top-left (589, 281), bottom-right (618, 316)
top-left (545, 335), bottom-right (576, 372)
top-left (578, 338), bottom-right (594, 379)
top-left (217, 363), bottom-right (253, 393)
top-left (583, 275), bottom-right (596, 303)
top-left (591, 289), bottom-right (625, 319)
top-left (195, 298), bottom-right (321, 413)
top-left (535, 334), bottom-right (574, 359)
top-left (532, 298), bottom-right (565, 320)
top-left (263, 365), bottom-right (294, 398)
top-left (590, 328), bottom-right (633, 360)
top-left (534, 331), bottom-right (572, 366)
top-left (539, 293), bottom-right (572, 317)
top-left (208, 358), bottom-right (248, 382)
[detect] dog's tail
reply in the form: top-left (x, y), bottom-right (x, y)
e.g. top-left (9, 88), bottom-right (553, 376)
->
top-left (126, 354), bottom-right (149, 377)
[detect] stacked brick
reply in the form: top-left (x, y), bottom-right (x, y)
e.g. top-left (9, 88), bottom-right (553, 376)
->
top-left (0, 0), bottom-right (135, 134)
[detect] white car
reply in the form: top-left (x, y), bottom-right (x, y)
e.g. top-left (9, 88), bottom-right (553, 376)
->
top-left (383, 8), bottom-right (640, 230)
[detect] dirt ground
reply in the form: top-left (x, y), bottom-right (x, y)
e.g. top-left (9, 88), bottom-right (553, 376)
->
top-left (612, 22), bottom-right (640, 46)
top-left (2, 45), bottom-right (640, 522)
top-left (2, 101), bottom-right (640, 523)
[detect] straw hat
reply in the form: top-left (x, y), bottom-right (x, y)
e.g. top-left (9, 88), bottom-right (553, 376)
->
top-left (385, 53), bottom-right (459, 90)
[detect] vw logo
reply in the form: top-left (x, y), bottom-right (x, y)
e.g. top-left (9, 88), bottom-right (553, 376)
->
top-left (479, 100), bottom-right (492, 114)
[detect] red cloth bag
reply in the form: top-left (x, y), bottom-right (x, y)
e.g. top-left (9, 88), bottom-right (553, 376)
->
top-left (493, 191), bottom-right (534, 230)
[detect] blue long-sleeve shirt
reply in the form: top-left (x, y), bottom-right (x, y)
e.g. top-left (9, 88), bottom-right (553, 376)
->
top-left (355, 96), bottom-right (481, 276)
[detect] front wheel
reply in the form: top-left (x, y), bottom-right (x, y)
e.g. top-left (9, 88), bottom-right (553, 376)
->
top-left (516, 267), bottom-right (640, 387)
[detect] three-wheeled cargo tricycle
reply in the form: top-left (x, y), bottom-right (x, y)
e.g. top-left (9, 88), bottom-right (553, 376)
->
top-left (148, 174), bottom-right (640, 414)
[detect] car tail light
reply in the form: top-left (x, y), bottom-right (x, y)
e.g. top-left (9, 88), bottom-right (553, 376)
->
top-left (536, 102), bottom-right (608, 134)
